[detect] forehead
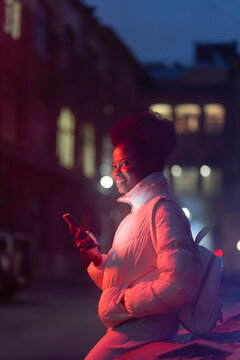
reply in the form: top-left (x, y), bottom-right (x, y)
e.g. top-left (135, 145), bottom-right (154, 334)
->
top-left (112, 143), bottom-right (137, 161)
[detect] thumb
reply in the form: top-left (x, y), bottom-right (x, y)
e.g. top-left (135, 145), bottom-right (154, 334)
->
top-left (86, 231), bottom-right (98, 245)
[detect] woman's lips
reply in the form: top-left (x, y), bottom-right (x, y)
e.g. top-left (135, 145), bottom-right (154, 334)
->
top-left (115, 178), bottom-right (127, 186)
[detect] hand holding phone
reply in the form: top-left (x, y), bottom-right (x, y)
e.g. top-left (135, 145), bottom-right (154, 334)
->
top-left (62, 213), bottom-right (99, 252)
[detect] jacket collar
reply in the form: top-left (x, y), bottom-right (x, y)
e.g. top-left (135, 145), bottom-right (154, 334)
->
top-left (117, 172), bottom-right (171, 211)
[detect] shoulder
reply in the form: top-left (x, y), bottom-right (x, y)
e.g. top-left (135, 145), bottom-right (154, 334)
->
top-left (150, 196), bottom-right (190, 230)
top-left (150, 195), bottom-right (182, 217)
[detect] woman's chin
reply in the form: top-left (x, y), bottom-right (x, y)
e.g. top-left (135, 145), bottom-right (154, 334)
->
top-left (118, 188), bottom-right (127, 195)
top-left (117, 184), bottom-right (128, 194)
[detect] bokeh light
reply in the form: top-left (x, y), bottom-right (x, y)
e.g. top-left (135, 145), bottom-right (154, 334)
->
top-left (171, 165), bottom-right (182, 177)
top-left (100, 176), bottom-right (113, 189)
top-left (237, 240), bottom-right (240, 251)
top-left (182, 207), bottom-right (191, 220)
top-left (200, 165), bottom-right (211, 177)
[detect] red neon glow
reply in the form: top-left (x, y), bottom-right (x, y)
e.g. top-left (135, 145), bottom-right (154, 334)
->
top-left (214, 249), bottom-right (223, 257)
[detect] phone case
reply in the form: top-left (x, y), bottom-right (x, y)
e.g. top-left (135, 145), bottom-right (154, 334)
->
top-left (62, 213), bottom-right (89, 240)
top-left (62, 213), bottom-right (99, 251)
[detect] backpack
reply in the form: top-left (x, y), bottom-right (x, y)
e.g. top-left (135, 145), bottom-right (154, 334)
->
top-left (178, 225), bottom-right (223, 336)
top-left (151, 196), bottom-right (223, 336)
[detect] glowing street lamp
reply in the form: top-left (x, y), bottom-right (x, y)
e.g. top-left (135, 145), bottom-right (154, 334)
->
top-left (200, 165), bottom-right (211, 177)
top-left (237, 240), bottom-right (240, 251)
top-left (171, 165), bottom-right (182, 177)
top-left (100, 176), bottom-right (113, 189)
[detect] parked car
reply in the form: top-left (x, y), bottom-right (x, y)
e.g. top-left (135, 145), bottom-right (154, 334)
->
top-left (0, 230), bottom-right (35, 298)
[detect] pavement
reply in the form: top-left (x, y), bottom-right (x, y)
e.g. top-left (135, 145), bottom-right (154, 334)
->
top-left (0, 276), bottom-right (106, 360)
top-left (0, 274), bottom-right (239, 360)
top-left (116, 303), bottom-right (240, 359)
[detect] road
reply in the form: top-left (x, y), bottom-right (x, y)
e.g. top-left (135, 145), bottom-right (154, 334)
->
top-left (0, 275), bottom-right (239, 360)
top-left (0, 275), bottom-right (106, 360)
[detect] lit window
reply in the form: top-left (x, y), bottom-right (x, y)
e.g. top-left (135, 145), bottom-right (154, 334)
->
top-left (149, 104), bottom-right (173, 121)
top-left (56, 108), bottom-right (75, 169)
top-left (174, 104), bottom-right (201, 134)
top-left (204, 104), bottom-right (225, 134)
top-left (82, 124), bottom-right (96, 178)
top-left (201, 168), bottom-right (222, 194)
top-left (3, 0), bottom-right (21, 40)
top-left (172, 166), bottom-right (198, 193)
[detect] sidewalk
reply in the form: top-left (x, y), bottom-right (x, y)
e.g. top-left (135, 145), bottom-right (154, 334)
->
top-left (0, 275), bottom-right (239, 360)
top-left (116, 302), bottom-right (240, 359)
top-left (0, 278), bottom-right (106, 360)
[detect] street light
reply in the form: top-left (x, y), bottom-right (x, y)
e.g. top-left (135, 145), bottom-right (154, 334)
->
top-left (237, 240), bottom-right (240, 251)
top-left (171, 165), bottom-right (182, 177)
top-left (100, 176), bottom-right (113, 189)
top-left (200, 165), bottom-right (211, 177)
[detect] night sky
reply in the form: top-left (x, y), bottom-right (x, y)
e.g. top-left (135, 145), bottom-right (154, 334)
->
top-left (82, 0), bottom-right (240, 65)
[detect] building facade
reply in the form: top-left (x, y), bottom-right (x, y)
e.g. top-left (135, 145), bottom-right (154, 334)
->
top-left (0, 0), bottom-right (148, 278)
top-left (145, 42), bottom-right (240, 275)
top-left (1, 1), bottom-right (239, 279)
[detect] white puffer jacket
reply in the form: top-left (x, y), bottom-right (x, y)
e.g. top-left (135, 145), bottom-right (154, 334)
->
top-left (87, 173), bottom-right (200, 329)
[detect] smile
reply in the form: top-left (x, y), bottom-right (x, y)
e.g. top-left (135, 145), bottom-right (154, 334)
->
top-left (116, 179), bottom-right (127, 185)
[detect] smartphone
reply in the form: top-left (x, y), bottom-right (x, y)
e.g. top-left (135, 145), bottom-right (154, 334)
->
top-left (62, 213), bottom-right (99, 251)
top-left (62, 213), bottom-right (90, 241)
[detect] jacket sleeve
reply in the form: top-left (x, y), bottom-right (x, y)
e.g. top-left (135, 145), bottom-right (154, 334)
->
top-left (87, 254), bottom-right (108, 290)
top-left (124, 201), bottom-right (200, 317)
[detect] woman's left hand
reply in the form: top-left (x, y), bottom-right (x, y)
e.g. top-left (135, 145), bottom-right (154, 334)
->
top-left (98, 287), bottom-right (133, 328)
top-left (74, 229), bottom-right (99, 252)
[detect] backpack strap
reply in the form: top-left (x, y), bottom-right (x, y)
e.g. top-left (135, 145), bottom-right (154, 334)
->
top-left (195, 226), bottom-right (210, 246)
top-left (193, 253), bottom-right (216, 312)
top-left (150, 196), bottom-right (199, 257)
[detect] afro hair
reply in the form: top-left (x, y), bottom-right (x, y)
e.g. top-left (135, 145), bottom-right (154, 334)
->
top-left (110, 110), bottom-right (177, 171)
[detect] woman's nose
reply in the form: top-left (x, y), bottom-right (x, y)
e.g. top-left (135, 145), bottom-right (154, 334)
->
top-left (113, 165), bottom-right (122, 176)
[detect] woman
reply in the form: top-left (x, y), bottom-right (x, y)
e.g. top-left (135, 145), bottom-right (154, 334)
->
top-left (74, 111), bottom-right (200, 360)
